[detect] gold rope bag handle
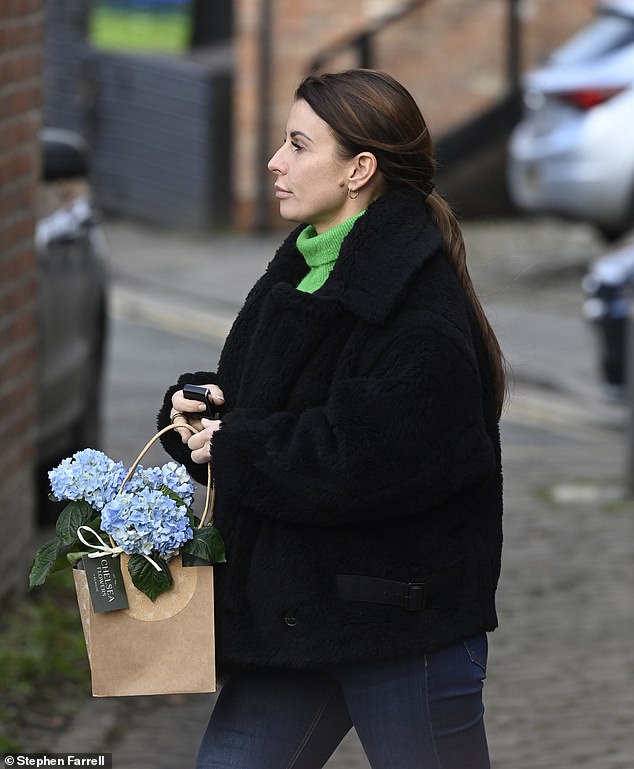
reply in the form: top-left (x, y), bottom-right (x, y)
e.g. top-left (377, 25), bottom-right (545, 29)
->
top-left (115, 422), bottom-right (215, 531)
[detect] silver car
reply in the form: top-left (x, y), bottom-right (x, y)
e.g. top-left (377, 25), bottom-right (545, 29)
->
top-left (37, 129), bottom-right (109, 520)
top-left (507, 0), bottom-right (634, 240)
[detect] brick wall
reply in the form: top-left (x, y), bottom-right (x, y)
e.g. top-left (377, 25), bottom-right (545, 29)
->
top-left (233, 0), bottom-right (596, 229)
top-left (0, 1), bottom-right (44, 595)
top-left (521, 0), bottom-right (595, 68)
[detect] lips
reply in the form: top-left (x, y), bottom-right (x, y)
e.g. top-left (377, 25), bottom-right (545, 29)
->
top-left (274, 186), bottom-right (292, 198)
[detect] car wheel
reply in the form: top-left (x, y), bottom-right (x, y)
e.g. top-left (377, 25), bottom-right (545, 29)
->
top-left (598, 183), bottom-right (634, 243)
top-left (596, 224), bottom-right (629, 243)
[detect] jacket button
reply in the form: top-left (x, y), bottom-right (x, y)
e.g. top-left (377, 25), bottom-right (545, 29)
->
top-left (283, 611), bottom-right (298, 627)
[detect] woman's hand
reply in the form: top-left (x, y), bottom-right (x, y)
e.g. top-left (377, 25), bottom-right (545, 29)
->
top-left (187, 418), bottom-right (221, 464)
top-left (170, 384), bottom-right (225, 444)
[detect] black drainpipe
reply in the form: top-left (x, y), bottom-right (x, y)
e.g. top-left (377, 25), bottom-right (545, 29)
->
top-left (255, 0), bottom-right (273, 231)
top-left (508, 0), bottom-right (522, 98)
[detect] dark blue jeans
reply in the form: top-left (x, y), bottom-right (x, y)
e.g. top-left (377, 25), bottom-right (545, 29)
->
top-left (196, 634), bottom-right (490, 769)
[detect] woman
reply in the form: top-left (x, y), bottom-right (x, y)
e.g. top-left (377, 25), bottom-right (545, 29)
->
top-left (158, 69), bottom-right (505, 769)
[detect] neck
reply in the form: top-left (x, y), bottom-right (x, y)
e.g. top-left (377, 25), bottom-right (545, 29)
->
top-left (295, 210), bottom-right (365, 293)
top-left (312, 203), bottom-right (365, 234)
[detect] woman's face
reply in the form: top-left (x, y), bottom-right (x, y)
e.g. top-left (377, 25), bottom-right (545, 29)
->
top-left (268, 99), bottom-right (357, 233)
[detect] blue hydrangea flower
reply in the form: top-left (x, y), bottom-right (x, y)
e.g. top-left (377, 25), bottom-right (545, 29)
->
top-left (101, 487), bottom-right (194, 557)
top-left (48, 448), bottom-right (127, 511)
top-left (133, 462), bottom-right (195, 507)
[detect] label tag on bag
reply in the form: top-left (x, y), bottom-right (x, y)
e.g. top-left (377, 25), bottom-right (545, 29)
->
top-left (82, 555), bottom-right (129, 613)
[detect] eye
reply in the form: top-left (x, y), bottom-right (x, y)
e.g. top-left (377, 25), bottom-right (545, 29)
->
top-left (290, 141), bottom-right (303, 153)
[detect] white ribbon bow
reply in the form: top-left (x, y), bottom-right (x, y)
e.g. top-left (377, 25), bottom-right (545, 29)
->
top-left (76, 526), bottom-right (163, 572)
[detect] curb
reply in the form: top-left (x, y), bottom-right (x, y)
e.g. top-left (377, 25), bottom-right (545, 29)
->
top-left (110, 285), bottom-right (233, 346)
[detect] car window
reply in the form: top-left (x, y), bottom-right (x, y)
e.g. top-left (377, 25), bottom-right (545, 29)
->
top-left (550, 14), bottom-right (634, 65)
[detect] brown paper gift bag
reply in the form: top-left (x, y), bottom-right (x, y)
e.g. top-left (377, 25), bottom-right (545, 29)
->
top-left (73, 555), bottom-right (215, 696)
top-left (73, 424), bottom-right (217, 697)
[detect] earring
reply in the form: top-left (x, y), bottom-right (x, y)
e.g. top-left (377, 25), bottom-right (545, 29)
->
top-left (347, 188), bottom-right (359, 200)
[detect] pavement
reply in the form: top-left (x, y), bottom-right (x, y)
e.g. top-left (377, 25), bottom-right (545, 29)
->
top-left (20, 214), bottom-right (634, 767)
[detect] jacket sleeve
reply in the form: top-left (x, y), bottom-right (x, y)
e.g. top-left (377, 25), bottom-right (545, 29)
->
top-left (211, 326), bottom-right (497, 526)
top-left (156, 370), bottom-right (222, 487)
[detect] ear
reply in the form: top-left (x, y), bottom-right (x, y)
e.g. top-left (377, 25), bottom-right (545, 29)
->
top-left (347, 151), bottom-right (378, 192)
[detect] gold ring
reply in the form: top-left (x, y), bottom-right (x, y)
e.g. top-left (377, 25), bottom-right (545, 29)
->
top-left (170, 412), bottom-right (186, 423)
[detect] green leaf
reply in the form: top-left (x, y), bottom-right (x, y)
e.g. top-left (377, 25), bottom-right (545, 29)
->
top-left (52, 549), bottom-right (75, 573)
top-left (55, 501), bottom-right (96, 545)
top-left (56, 516), bottom-right (104, 570)
top-left (66, 551), bottom-right (90, 568)
top-left (182, 526), bottom-right (226, 565)
top-left (28, 540), bottom-right (61, 589)
top-left (127, 554), bottom-right (173, 601)
top-left (160, 484), bottom-right (186, 507)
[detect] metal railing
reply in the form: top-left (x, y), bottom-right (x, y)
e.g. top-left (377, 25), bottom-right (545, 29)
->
top-left (255, 1), bottom-right (523, 229)
top-left (308, 0), bottom-right (522, 95)
top-left (308, 0), bottom-right (429, 73)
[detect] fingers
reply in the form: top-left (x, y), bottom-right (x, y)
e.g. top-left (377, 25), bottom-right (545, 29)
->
top-left (190, 445), bottom-right (211, 464)
top-left (169, 413), bottom-right (193, 443)
top-left (200, 417), bottom-right (222, 433)
top-left (207, 385), bottom-right (225, 406)
top-left (187, 419), bottom-right (221, 464)
top-left (170, 384), bottom-right (224, 446)
top-left (171, 384), bottom-right (225, 416)
top-left (172, 393), bottom-right (208, 416)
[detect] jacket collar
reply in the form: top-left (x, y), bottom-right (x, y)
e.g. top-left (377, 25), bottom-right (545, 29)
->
top-left (273, 187), bottom-right (444, 324)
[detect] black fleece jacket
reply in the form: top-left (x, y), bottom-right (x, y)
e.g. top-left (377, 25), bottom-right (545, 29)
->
top-left (157, 188), bottom-right (503, 671)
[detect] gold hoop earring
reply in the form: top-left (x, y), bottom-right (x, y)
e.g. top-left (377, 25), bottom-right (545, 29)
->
top-left (347, 188), bottom-right (359, 200)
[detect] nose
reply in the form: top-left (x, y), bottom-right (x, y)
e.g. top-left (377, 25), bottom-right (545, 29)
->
top-left (268, 145), bottom-right (284, 175)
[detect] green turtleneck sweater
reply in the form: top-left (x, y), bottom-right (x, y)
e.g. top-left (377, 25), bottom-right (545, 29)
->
top-left (296, 211), bottom-right (365, 294)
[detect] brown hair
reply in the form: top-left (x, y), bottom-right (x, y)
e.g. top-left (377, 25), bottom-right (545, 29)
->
top-left (296, 69), bottom-right (507, 418)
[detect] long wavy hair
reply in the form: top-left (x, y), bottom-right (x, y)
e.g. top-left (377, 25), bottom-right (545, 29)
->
top-left (296, 69), bottom-right (507, 418)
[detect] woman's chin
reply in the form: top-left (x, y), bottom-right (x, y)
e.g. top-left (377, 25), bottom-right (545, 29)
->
top-left (277, 204), bottom-right (302, 224)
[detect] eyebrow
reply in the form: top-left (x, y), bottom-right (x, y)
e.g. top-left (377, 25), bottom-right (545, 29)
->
top-left (289, 130), bottom-right (314, 143)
